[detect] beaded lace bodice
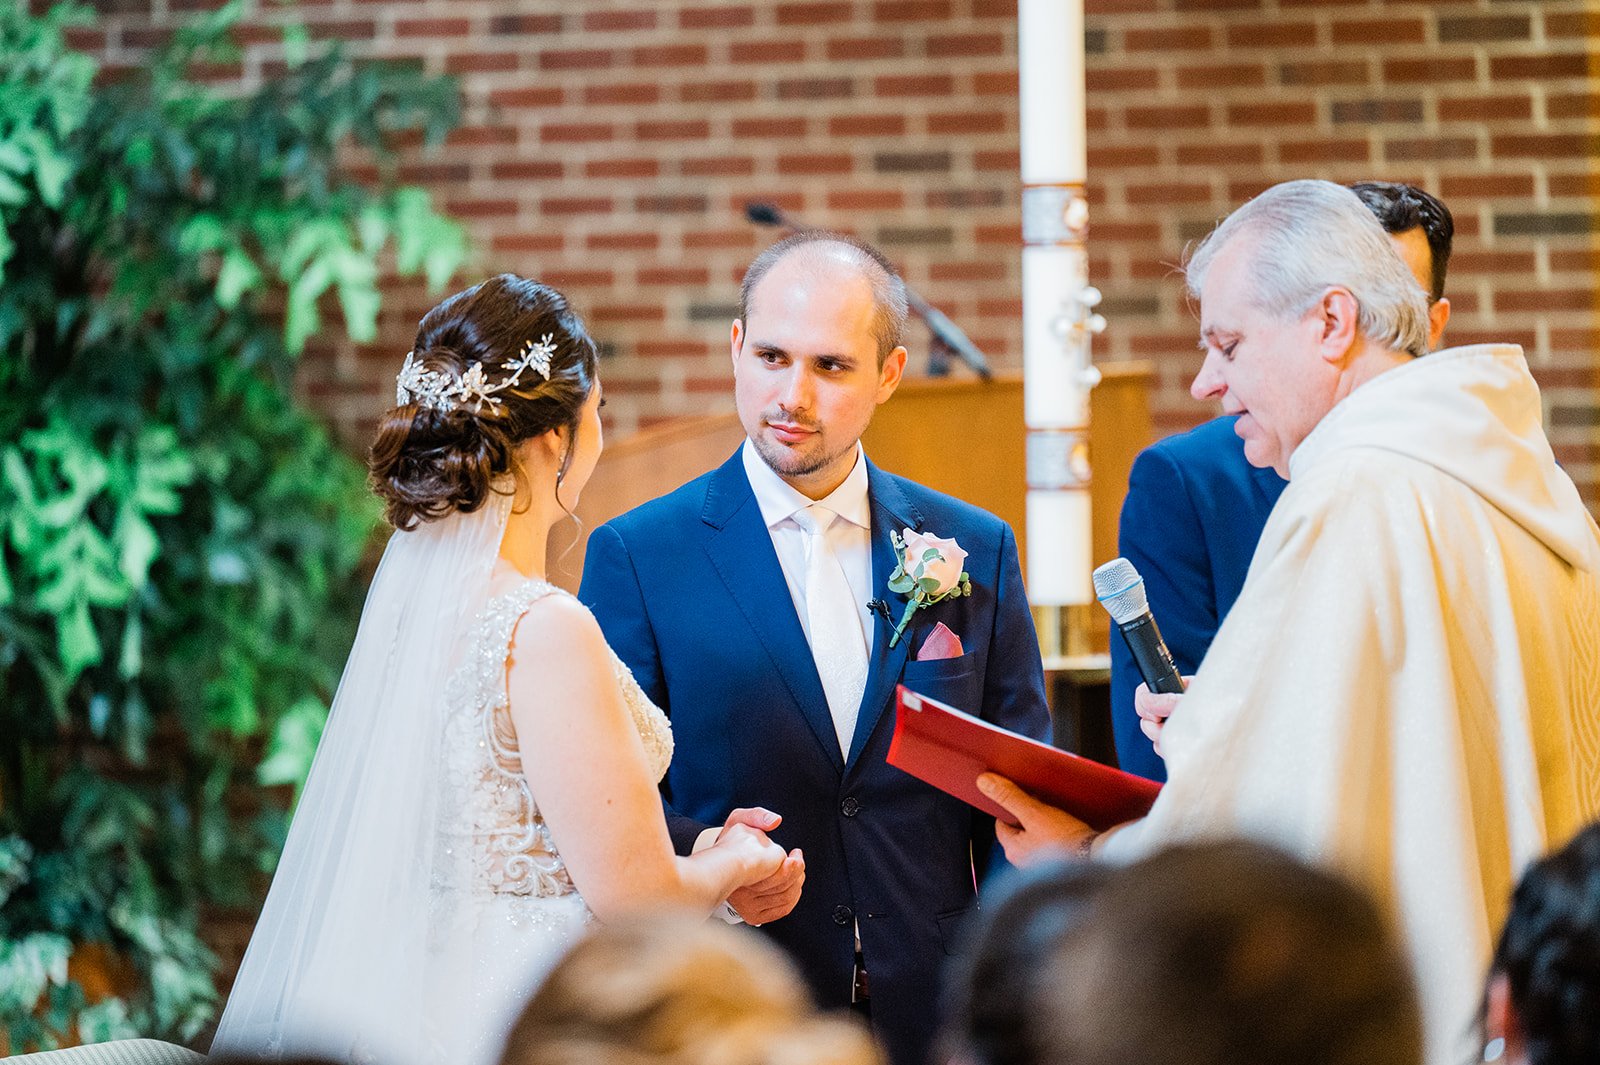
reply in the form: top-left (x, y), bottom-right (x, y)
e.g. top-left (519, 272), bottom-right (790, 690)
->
top-left (434, 577), bottom-right (672, 899)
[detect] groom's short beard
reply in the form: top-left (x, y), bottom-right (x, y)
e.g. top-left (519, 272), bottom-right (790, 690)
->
top-left (753, 432), bottom-right (845, 479)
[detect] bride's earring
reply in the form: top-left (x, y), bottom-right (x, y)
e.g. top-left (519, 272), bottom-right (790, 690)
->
top-left (1483, 1037), bottom-right (1505, 1062)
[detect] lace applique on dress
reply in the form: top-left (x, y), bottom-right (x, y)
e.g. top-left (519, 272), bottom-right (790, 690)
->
top-left (434, 578), bottom-right (673, 900)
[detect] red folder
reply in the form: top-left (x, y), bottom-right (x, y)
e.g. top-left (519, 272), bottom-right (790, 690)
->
top-left (888, 685), bottom-right (1162, 831)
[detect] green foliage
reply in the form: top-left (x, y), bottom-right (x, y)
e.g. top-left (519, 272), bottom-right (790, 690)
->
top-left (0, 2), bottom-right (469, 1047)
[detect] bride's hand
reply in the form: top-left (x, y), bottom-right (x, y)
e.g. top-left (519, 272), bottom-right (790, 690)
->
top-left (714, 809), bottom-right (806, 925)
top-left (713, 822), bottom-right (787, 883)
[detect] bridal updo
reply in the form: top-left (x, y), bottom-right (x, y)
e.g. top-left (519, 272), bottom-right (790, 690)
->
top-left (369, 274), bottom-right (599, 530)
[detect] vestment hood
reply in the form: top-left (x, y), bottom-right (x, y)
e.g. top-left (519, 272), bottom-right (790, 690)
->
top-left (1289, 343), bottom-right (1600, 572)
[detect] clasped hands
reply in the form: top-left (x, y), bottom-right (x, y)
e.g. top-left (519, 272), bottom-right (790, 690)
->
top-left (979, 681), bottom-right (1186, 865)
top-left (712, 807), bottom-right (806, 924)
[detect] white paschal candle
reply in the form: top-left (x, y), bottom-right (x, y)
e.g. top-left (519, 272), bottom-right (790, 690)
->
top-left (1019, 0), bottom-right (1098, 607)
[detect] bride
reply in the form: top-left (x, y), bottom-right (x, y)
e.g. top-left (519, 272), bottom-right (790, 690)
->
top-left (210, 275), bottom-right (788, 1065)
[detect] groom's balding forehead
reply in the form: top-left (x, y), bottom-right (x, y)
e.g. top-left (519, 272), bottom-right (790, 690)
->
top-left (746, 243), bottom-right (880, 316)
top-left (742, 249), bottom-right (883, 332)
top-left (739, 232), bottom-right (907, 362)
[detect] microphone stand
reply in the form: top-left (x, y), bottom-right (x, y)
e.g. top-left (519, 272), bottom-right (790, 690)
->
top-left (743, 202), bottom-right (994, 380)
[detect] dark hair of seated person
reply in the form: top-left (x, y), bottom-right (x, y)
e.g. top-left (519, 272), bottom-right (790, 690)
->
top-left (938, 857), bottom-right (1112, 1065)
top-left (940, 840), bottom-right (1421, 1065)
top-left (1486, 820), bottom-right (1600, 1065)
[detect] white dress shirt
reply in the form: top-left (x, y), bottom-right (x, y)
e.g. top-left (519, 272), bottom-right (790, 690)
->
top-left (740, 438), bottom-right (876, 657)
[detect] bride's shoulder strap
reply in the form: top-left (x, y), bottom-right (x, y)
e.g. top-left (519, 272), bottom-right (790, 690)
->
top-left (486, 575), bottom-right (586, 639)
top-left (457, 579), bottom-right (582, 703)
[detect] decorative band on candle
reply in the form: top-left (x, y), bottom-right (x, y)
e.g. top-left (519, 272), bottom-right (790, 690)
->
top-left (1026, 429), bottom-right (1093, 491)
top-left (1022, 183), bottom-right (1090, 246)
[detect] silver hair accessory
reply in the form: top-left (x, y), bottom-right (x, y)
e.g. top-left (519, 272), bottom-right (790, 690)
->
top-left (395, 334), bottom-right (558, 413)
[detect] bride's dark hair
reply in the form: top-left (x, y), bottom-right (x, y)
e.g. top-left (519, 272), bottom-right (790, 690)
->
top-left (369, 274), bottom-right (599, 530)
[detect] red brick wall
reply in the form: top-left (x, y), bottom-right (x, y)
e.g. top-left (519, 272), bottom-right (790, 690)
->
top-left (1079, 0), bottom-right (1600, 503)
top-left (76, 0), bottom-right (1600, 504)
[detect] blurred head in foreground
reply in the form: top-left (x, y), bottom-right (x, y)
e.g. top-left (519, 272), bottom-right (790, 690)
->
top-left (1484, 821), bottom-right (1600, 1065)
top-left (940, 858), bottom-right (1113, 1065)
top-left (942, 840), bottom-right (1421, 1065)
top-left (500, 915), bottom-right (881, 1065)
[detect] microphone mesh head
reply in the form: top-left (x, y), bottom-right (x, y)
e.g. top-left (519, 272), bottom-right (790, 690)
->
top-left (1092, 558), bottom-right (1149, 624)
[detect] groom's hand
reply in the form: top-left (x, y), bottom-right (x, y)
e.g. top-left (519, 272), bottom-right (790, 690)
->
top-left (719, 808), bottom-right (806, 925)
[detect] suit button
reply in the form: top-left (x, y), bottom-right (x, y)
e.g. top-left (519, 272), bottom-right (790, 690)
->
top-left (841, 796), bottom-right (861, 817)
top-left (833, 905), bottom-right (854, 926)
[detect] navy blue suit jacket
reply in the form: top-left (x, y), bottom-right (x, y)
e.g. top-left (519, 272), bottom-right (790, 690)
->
top-left (580, 450), bottom-right (1050, 1065)
top-left (1110, 416), bottom-right (1286, 781)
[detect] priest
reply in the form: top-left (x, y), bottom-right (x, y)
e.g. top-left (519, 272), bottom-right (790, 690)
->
top-left (981, 179), bottom-right (1600, 1065)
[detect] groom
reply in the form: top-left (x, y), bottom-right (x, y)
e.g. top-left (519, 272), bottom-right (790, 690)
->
top-left (581, 232), bottom-right (1050, 1065)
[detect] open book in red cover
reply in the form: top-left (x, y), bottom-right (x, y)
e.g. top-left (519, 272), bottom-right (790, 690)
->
top-left (888, 685), bottom-right (1162, 831)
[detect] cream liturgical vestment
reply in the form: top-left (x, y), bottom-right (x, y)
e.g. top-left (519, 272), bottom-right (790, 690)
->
top-left (1101, 344), bottom-right (1600, 1065)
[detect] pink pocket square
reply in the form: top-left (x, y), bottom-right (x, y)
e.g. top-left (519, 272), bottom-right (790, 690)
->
top-left (917, 622), bottom-right (964, 661)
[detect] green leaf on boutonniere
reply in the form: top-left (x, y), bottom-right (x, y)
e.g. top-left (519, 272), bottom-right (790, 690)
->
top-left (884, 527), bottom-right (976, 647)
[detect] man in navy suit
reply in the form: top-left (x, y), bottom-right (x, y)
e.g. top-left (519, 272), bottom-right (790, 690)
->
top-left (1111, 181), bottom-right (1456, 780)
top-left (581, 232), bottom-right (1050, 1065)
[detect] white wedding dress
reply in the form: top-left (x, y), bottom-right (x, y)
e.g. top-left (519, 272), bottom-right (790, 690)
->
top-left (212, 494), bottom-right (673, 1065)
top-left (427, 572), bottom-right (674, 1065)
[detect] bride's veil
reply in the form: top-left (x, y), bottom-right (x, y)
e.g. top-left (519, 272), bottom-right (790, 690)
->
top-left (211, 488), bottom-right (513, 1065)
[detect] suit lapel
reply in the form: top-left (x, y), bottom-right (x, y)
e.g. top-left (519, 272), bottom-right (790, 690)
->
top-left (701, 451), bottom-right (844, 773)
top-left (846, 464), bottom-right (924, 770)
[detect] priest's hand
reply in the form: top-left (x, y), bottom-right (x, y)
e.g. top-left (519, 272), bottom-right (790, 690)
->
top-left (977, 773), bottom-right (1097, 866)
top-left (1134, 679), bottom-right (1190, 759)
top-left (718, 808), bottom-right (805, 925)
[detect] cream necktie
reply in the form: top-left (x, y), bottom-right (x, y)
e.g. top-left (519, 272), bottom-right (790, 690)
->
top-left (793, 504), bottom-right (869, 757)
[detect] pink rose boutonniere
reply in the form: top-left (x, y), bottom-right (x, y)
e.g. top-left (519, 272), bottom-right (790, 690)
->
top-left (884, 527), bottom-right (972, 648)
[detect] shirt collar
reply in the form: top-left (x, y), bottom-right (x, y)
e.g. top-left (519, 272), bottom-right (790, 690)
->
top-left (741, 438), bottom-right (871, 531)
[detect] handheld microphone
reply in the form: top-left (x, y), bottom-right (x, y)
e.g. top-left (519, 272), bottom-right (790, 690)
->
top-left (1092, 558), bottom-right (1185, 695)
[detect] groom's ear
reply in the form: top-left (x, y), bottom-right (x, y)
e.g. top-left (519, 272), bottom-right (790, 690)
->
top-left (876, 345), bottom-right (908, 405)
top-left (730, 319), bottom-right (745, 369)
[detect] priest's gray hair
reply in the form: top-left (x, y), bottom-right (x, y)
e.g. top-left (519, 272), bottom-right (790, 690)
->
top-left (1186, 179), bottom-right (1430, 359)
